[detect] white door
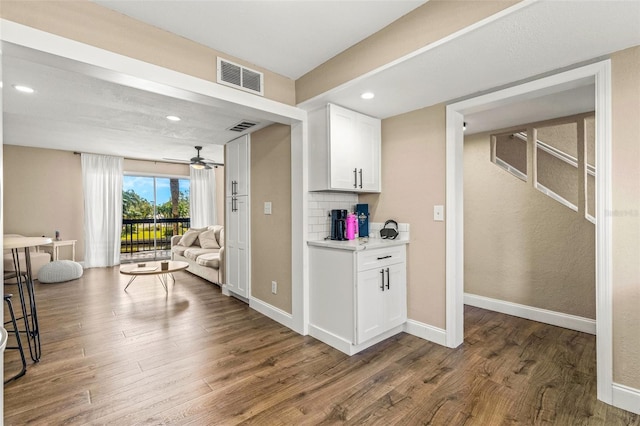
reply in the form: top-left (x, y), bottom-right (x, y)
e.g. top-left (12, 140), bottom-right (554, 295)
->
top-left (384, 264), bottom-right (407, 329)
top-left (356, 267), bottom-right (386, 344)
top-left (225, 195), bottom-right (249, 298)
top-left (226, 135), bottom-right (249, 196)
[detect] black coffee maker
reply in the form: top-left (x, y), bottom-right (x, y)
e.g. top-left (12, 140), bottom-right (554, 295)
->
top-left (330, 209), bottom-right (348, 241)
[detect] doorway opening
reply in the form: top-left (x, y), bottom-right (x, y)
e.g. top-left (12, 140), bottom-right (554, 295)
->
top-left (445, 60), bottom-right (613, 403)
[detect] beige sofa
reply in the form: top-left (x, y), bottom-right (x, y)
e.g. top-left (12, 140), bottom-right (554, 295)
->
top-left (171, 225), bottom-right (224, 285)
top-left (3, 234), bottom-right (52, 280)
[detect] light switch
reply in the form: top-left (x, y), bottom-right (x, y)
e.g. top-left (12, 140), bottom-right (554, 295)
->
top-left (434, 205), bottom-right (444, 222)
top-left (264, 201), bottom-right (272, 215)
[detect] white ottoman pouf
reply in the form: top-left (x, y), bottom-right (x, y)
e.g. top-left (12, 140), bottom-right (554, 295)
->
top-left (38, 260), bottom-right (83, 283)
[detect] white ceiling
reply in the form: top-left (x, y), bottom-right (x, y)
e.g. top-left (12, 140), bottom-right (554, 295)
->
top-left (91, 0), bottom-right (427, 80)
top-left (3, 0), bottom-right (640, 163)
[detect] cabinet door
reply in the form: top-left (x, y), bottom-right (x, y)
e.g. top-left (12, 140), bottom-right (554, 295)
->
top-left (225, 195), bottom-right (249, 298)
top-left (328, 104), bottom-right (358, 190)
top-left (356, 267), bottom-right (386, 344)
top-left (356, 114), bottom-right (381, 192)
top-left (384, 264), bottom-right (407, 329)
top-left (226, 135), bottom-right (249, 196)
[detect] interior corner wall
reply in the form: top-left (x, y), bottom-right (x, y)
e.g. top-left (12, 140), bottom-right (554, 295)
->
top-left (0, 1), bottom-right (295, 105)
top-left (215, 166), bottom-right (225, 226)
top-left (3, 145), bottom-right (85, 261)
top-left (463, 132), bottom-right (596, 319)
top-left (250, 124), bottom-right (292, 314)
top-left (359, 104), bottom-right (447, 328)
top-left (295, 0), bottom-right (520, 103)
top-left (611, 45), bottom-right (640, 389)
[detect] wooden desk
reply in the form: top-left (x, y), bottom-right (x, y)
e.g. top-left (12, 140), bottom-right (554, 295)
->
top-left (40, 239), bottom-right (77, 261)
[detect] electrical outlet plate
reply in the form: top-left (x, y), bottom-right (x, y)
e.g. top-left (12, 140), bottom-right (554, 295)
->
top-left (271, 281), bottom-right (277, 294)
top-left (434, 205), bottom-right (444, 222)
top-left (264, 201), bottom-right (272, 215)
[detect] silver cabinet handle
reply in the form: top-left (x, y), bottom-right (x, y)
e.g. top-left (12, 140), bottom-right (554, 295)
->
top-left (359, 169), bottom-right (363, 189)
top-left (385, 268), bottom-right (390, 289)
top-left (380, 269), bottom-right (385, 291)
top-left (353, 168), bottom-right (358, 188)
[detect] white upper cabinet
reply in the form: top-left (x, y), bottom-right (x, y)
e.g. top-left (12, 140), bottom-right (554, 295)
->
top-left (308, 103), bottom-right (381, 193)
top-left (226, 135), bottom-right (249, 196)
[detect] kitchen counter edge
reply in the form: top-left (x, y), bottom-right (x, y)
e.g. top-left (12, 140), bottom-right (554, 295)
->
top-left (307, 238), bottom-right (409, 251)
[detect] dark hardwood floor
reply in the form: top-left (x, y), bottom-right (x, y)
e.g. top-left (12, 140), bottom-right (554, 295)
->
top-left (3, 267), bottom-right (639, 425)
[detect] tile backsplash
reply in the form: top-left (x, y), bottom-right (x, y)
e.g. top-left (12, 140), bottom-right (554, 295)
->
top-left (307, 192), bottom-right (410, 242)
top-left (308, 192), bottom-right (358, 241)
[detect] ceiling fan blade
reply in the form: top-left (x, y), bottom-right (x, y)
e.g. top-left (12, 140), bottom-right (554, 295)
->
top-left (162, 158), bottom-right (190, 163)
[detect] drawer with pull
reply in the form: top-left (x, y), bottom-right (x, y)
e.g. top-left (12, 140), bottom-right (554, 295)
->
top-left (357, 245), bottom-right (406, 271)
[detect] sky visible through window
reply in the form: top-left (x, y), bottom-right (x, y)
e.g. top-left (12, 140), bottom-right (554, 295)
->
top-left (123, 175), bottom-right (190, 205)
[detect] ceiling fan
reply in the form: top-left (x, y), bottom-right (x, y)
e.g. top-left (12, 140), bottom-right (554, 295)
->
top-left (164, 146), bottom-right (222, 169)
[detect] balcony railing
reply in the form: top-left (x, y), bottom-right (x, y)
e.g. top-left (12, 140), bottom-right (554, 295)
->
top-left (121, 217), bottom-right (190, 259)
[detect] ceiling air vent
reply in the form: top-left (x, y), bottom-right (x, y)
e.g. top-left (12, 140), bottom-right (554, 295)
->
top-left (227, 120), bottom-right (258, 133)
top-left (217, 57), bottom-right (264, 96)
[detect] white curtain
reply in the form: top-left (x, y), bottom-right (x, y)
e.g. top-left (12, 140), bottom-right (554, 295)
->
top-left (189, 167), bottom-right (217, 228)
top-left (81, 153), bottom-right (123, 268)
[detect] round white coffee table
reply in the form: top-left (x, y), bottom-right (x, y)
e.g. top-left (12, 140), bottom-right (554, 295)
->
top-left (120, 260), bottom-right (189, 292)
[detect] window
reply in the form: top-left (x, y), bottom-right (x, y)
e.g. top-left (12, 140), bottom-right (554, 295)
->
top-left (121, 175), bottom-right (190, 261)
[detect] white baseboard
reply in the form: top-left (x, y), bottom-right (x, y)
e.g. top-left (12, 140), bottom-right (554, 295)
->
top-left (613, 383), bottom-right (640, 415)
top-left (464, 293), bottom-right (596, 335)
top-left (250, 297), bottom-right (295, 331)
top-left (221, 284), bottom-right (230, 296)
top-left (309, 324), bottom-right (404, 356)
top-left (403, 319), bottom-right (447, 347)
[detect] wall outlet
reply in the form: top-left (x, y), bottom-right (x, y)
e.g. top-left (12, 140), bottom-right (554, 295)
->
top-left (271, 281), bottom-right (277, 294)
top-left (264, 201), bottom-right (272, 215)
top-left (434, 205), bottom-right (444, 222)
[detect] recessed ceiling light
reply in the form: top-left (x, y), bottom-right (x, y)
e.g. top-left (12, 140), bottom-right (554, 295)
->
top-left (361, 92), bottom-right (375, 100)
top-left (13, 84), bottom-right (35, 94)
top-left (166, 115), bottom-right (181, 122)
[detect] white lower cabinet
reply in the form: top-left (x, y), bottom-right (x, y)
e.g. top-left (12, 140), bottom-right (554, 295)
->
top-left (309, 243), bottom-right (407, 355)
top-left (356, 262), bottom-right (406, 344)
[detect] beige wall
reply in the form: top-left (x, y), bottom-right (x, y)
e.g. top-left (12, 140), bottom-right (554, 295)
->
top-left (360, 105), bottom-right (447, 327)
top-left (250, 124), bottom-right (292, 313)
top-left (1, 1), bottom-right (295, 105)
top-left (464, 132), bottom-right (595, 318)
top-left (296, 1), bottom-right (519, 103)
top-left (611, 45), bottom-right (640, 388)
top-left (3, 145), bottom-right (85, 261)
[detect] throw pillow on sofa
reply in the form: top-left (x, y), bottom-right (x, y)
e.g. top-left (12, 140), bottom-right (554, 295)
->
top-left (178, 228), bottom-right (204, 247)
top-left (199, 229), bottom-right (220, 249)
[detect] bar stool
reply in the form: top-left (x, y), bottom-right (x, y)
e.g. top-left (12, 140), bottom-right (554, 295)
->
top-left (4, 270), bottom-right (40, 362)
top-left (4, 293), bottom-right (27, 383)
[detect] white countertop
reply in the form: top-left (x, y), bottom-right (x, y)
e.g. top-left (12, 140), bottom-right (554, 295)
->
top-left (307, 237), bottom-right (408, 251)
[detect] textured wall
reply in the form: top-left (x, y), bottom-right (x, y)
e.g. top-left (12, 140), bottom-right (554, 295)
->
top-left (611, 45), bottom-right (640, 389)
top-left (3, 146), bottom-right (85, 260)
top-left (250, 124), bottom-right (292, 313)
top-left (464, 132), bottom-right (596, 319)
